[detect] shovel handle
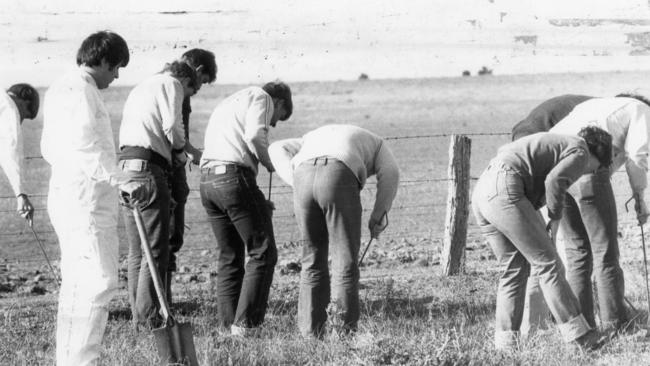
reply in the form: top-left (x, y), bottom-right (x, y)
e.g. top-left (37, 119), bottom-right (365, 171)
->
top-left (132, 207), bottom-right (173, 323)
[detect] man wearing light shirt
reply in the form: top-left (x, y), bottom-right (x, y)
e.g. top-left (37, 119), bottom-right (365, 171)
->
top-left (119, 60), bottom-right (198, 328)
top-left (0, 84), bottom-right (39, 222)
top-left (549, 95), bottom-right (650, 332)
top-left (269, 124), bottom-right (400, 338)
top-left (42, 30), bottom-right (149, 366)
top-left (199, 81), bottom-right (292, 336)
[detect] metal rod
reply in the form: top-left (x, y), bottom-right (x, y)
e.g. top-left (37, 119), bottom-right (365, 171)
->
top-left (28, 224), bottom-right (61, 286)
top-left (358, 238), bottom-right (374, 267)
top-left (641, 224), bottom-right (650, 324)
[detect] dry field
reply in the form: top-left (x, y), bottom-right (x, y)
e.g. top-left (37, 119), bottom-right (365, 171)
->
top-left (1, 71), bottom-right (650, 364)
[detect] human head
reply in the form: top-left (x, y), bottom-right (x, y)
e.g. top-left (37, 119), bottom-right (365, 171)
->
top-left (578, 126), bottom-right (612, 168)
top-left (181, 48), bottom-right (217, 89)
top-left (262, 81), bottom-right (293, 126)
top-left (7, 83), bottom-right (39, 121)
top-left (163, 60), bottom-right (199, 97)
top-left (76, 31), bottom-right (130, 89)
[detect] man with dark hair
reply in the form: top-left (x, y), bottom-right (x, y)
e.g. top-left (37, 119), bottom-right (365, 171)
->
top-left (167, 49), bottom-right (218, 302)
top-left (199, 81), bottom-right (292, 336)
top-left (472, 128), bottom-right (613, 351)
top-left (0, 83), bottom-right (39, 223)
top-left (511, 95), bottom-right (593, 141)
top-left (119, 60), bottom-right (197, 328)
top-left (42, 30), bottom-right (149, 366)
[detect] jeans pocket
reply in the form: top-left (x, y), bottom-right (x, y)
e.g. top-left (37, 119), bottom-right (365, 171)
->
top-left (499, 170), bottom-right (523, 203)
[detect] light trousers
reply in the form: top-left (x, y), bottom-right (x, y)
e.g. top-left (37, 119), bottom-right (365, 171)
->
top-left (472, 162), bottom-right (591, 348)
top-left (49, 178), bottom-right (119, 366)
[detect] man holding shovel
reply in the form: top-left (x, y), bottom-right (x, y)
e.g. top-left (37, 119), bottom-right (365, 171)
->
top-left (119, 60), bottom-right (198, 329)
top-left (268, 124), bottom-right (400, 338)
top-left (199, 81), bottom-right (292, 336)
top-left (0, 83), bottom-right (39, 223)
top-left (41, 31), bottom-right (151, 366)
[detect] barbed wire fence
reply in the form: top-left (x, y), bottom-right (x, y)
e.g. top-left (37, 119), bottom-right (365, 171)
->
top-left (0, 131), bottom-right (639, 272)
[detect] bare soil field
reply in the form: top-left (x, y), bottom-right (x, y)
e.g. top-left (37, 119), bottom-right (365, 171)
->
top-left (1, 71), bottom-right (650, 364)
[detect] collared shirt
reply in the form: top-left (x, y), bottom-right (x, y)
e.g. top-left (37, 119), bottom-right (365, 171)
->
top-left (0, 92), bottom-right (24, 195)
top-left (511, 94), bottom-right (593, 141)
top-left (269, 124), bottom-right (400, 221)
top-left (41, 68), bottom-right (118, 184)
top-left (119, 73), bottom-right (186, 165)
top-left (495, 133), bottom-right (592, 219)
top-left (550, 97), bottom-right (650, 194)
top-left (200, 86), bottom-right (275, 175)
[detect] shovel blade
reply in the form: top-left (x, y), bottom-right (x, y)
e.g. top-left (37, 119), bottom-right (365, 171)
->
top-left (153, 321), bottom-right (199, 366)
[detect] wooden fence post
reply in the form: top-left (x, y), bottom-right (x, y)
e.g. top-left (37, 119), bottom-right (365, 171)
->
top-left (441, 134), bottom-right (471, 275)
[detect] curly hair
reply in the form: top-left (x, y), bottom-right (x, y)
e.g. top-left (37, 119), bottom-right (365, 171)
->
top-left (578, 126), bottom-right (612, 167)
top-left (262, 81), bottom-right (293, 120)
top-left (163, 60), bottom-right (199, 90)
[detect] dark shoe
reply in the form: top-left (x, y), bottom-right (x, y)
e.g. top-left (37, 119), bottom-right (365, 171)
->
top-left (574, 330), bottom-right (606, 351)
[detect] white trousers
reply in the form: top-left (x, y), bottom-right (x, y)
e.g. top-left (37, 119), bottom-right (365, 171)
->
top-left (48, 178), bottom-right (119, 366)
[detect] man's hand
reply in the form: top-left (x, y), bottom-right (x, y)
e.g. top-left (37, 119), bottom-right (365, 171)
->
top-left (186, 149), bottom-right (202, 165)
top-left (634, 193), bottom-right (649, 225)
top-left (16, 194), bottom-right (34, 222)
top-left (368, 213), bottom-right (389, 239)
top-left (546, 219), bottom-right (560, 244)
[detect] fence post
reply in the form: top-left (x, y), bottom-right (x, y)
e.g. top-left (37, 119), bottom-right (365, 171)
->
top-left (441, 134), bottom-right (471, 275)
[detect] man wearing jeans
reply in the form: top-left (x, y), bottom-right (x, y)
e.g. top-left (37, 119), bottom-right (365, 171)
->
top-left (199, 81), bottom-right (292, 336)
top-left (268, 124), bottom-right (400, 338)
top-left (119, 61), bottom-right (197, 328)
top-left (550, 95), bottom-right (650, 332)
top-left (472, 128), bottom-right (612, 350)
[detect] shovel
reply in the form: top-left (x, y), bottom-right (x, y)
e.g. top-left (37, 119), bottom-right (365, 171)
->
top-left (132, 207), bottom-right (199, 366)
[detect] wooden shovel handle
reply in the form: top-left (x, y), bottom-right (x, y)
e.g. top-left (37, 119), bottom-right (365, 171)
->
top-left (132, 207), bottom-right (173, 323)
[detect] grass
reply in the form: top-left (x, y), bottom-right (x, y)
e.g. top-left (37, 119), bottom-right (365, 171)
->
top-left (3, 70), bottom-right (650, 364)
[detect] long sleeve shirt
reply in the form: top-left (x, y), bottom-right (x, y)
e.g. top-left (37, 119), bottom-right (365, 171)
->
top-left (200, 86), bottom-right (275, 174)
top-left (511, 94), bottom-right (593, 141)
top-left (271, 124), bottom-right (400, 221)
top-left (119, 73), bottom-right (186, 165)
top-left (41, 68), bottom-right (118, 184)
top-left (0, 92), bottom-right (24, 195)
top-left (550, 97), bottom-right (650, 195)
top-left (496, 133), bottom-right (593, 219)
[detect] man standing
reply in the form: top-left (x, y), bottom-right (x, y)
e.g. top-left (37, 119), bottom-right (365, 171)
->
top-left (41, 31), bottom-right (149, 365)
top-left (199, 81), bottom-right (292, 336)
top-left (0, 83), bottom-right (39, 222)
top-left (167, 49), bottom-right (217, 302)
top-left (119, 60), bottom-right (197, 329)
top-left (268, 124), bottom-right (400, 338)
top-left (549, 95), bottom-right (650, 332)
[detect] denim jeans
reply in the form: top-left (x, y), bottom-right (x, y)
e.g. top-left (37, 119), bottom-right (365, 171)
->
top-left (472, 162), bottom-right (591, 347)
top-left (120, 160), bottom-right (170, 327)
top-left (561, 168), bottom-right (626, 329)
top-left (200, 165), bottom-right (277, 329)
top-left (169, 163), bottom-right (190, 273)
top-left (293, 158), bottom-right (362, 337)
